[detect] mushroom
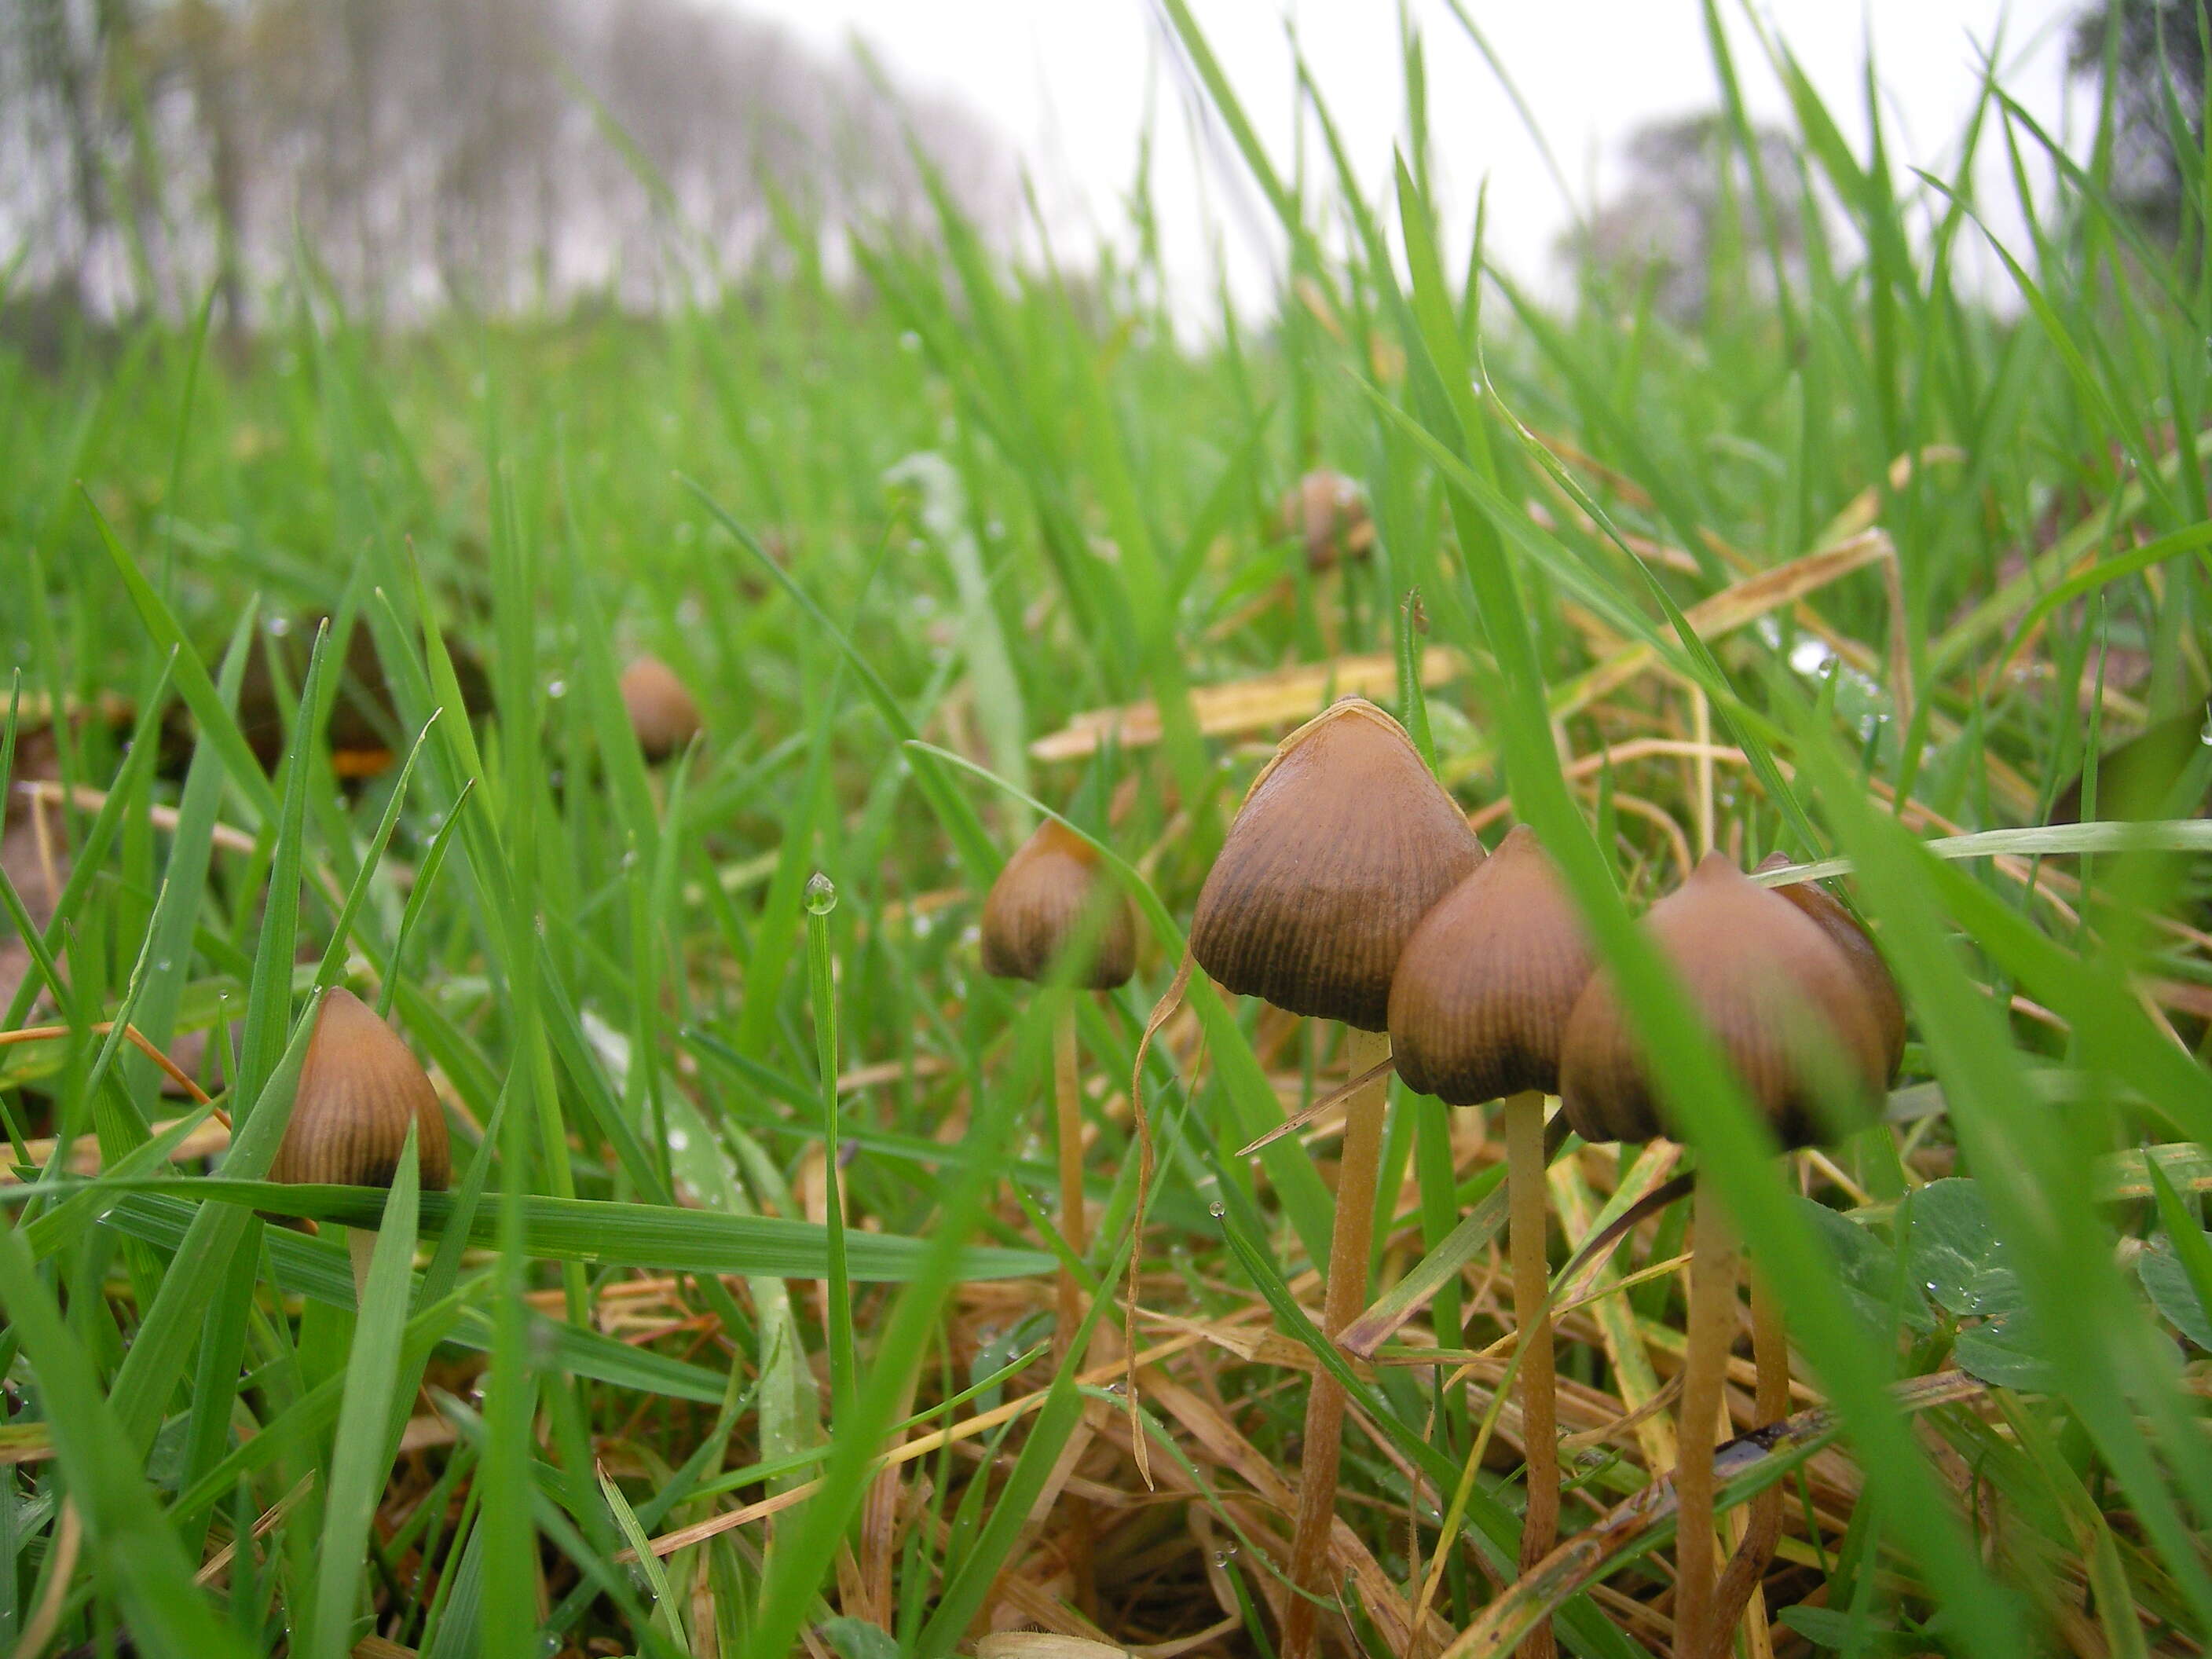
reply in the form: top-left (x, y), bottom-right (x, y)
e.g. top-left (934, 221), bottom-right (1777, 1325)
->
top-left (1387, 824), bottom-right (1593, 1655)
top-left (1276, 470), bottom-right (1374, 572)
top-left (271, 988), bottom-right (451, 1302)
top-left (1190, 696), bottom-right (1483, 1659)
top-left (980, 816), bottom-right (1135, 1349)
top-left (980, 815), bottom-right (1133, 1619)
top-left (618, 656), bottom-right (702, 764)
top-left (1558, 852), bottom-right (1892, 1659)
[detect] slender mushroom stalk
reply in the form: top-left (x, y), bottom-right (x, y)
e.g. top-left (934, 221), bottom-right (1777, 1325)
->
top-left (1189, 697), bottom-right (1482, 1659)
top-left (618, 655), bottom-right (702, 764)
top-left (1388, 825), bottom-right (1595, 1659)
top-left (980, 817), bottom-right (1134, 1616)
top-left (980, 817), bottom-right (1137, 1350)
top-left (270, 988), bottom-right (452, 1305)
top-left (1558, 853), bottom-right (1892, 1659)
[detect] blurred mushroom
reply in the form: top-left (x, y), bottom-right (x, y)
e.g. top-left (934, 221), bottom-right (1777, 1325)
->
top-left (618, 656), bottom-right (702, 764)
top-left (980, 816), bottom-right (1134, 1349)
top-left (1276, 469), bottom-right (1373, 571)
top-left (1558, 852), bottom-right (1892, 1659)
top-left (1190, 695), bottom-right (1482, 1659)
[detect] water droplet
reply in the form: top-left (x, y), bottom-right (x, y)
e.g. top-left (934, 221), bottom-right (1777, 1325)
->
top-left (667, 1128), bottom-right (690, 1152)
top-left (1789, 637), bottom-right (1833, 676)
top-left (804, 872), bottom-right (837, 915)
top-left (1104, 1379), bottom-right (1125, 1396)
top-left (1207, 1200), bottom-right (1227, 1219)
top-left (266, 616), bottom-right (291, 638)
top-left (152, 959), bottom-right (171, 973)
top-left (2199, 710), bottom-right (2212, 746)
top-left (899, 331), bottom-right (923, 353)
top-left (547, 679), bottom-right (568, 699)
top-left (1214, 1545), bottom-right (1240, 1565)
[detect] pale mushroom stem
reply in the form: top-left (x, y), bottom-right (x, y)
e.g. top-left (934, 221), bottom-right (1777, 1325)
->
top-left (1281, 1024), bottom-right (1393, 1659)
top-left (1676, 1174), bottom-right (1739, 1659)
top-left (1051, 989), bottom-right (1098, 1621)
top-left (1504, 1088), bottom-right (1559, 1659)
top-left (1706, 1269), bottom-right (1790, 1659)
top-left (1052, 993), bottom-right (1087, 1348)
top-left (345, 1225), bottom-right (377, 1311)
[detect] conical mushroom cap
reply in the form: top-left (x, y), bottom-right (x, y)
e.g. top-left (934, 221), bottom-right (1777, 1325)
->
top-left (980, 819), bottom-right (1135, 991)
top-left (1277, 470), bottom-right (1374, 571)
top-left (1388, 825), bottom-right (1595, 1104)
top-left (1558, 852), bottom-right (1888, 1149)
top-left (1756, 851), bottom-right (1906, 1082)
top-left (1190, 698), bottom-right (1484, 1031)
top-left (270, 989), bottom-right (451, 1190)
top-left (619, 656), bottom-right (701, 762)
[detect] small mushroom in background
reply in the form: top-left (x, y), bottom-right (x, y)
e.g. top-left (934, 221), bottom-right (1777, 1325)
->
top-left (1558, 852), bottom-right (1896, 1659)
top-left (980, 816), bottom-right (1135, 1346)
top-left (980, 815), bottom-right (1133, 1618)
top-left (271, 988), bottom-right (451, 1300)
top-left (203, 622), bottom-right (494, 782)
top-left (1276, 469), bottom-right (1373, 571)
top-left (1387, 824), bottom-right (1594, 1658)
top-left (619, 656), bottom-right (702, 764)
top-left (1188, 695), bottom-right (1483, 1659)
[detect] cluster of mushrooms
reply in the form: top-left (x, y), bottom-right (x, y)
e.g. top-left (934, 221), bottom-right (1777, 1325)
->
top-left (980, 694), bottom-right (1903, 1659)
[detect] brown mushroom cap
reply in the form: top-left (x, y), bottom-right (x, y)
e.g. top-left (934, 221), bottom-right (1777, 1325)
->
top-left (1558, 851), bottom-right (1888, 1150)
top-left (1755, 851), bottom-right (1906, 1082)
top-left (619, 656), bottom-right (701, 762)
top-left (270, 988), bottom-right (452, 1190)
top-left (980, 819), bottom-right (1136, 991)
top-left (1276, 471), bottom-right (1374, 571)
top-left (1190, 698), bottom-right (1484, 1031)
top-left (1388, 824), bottom-right (1595, 1104)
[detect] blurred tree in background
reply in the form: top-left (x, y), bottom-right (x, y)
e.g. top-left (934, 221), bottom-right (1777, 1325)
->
top-left (2068, 0), bottom-right (2208, 242)
top-left (1564, 112), bottom-right (1809, 326)
top-left (0, 0), bottom-right (1016, 330)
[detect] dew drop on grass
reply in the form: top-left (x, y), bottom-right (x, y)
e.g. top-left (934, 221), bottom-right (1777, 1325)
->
top-left (667, 1128), bottom-right (689, 1152)
top-left (546, 679), bottom-right (567, 699)
top-left (804, 872), bottom-right (837, 915)
top-left (1208, 1200), bottom-right (1226, 1219)
top-left (266, 615), bottom-right (291, 637)
top-left (2199, 710), bottom-right (2212, 745)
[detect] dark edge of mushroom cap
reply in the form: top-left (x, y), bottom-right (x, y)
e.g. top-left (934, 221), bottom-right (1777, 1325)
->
top-left (1755, 851), bottom-right (1906, 1082)
top-left (619, 656), bottom-right (702, 762)
top-left (1557, 851), bottom-right (1889, 1150)
top-left (1388, 824), bottom-right (1595, 1104)
top-left (1189, 697), bottom-right (1484, 1031)
top-left (270, 987), bottom-right (452, 1190)
top-left (980, 819), bottom-right (1136, 991)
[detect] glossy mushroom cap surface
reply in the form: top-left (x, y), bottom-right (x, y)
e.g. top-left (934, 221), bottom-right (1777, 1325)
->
top-left (1388, 824), bottom-right (1595, 1104)
top-left (1558, 851), bottom-right (1888, 1150)
top-left (1278, 470), bottom-right (1374, 571)
top-left (980, 819), bottom-right (1136, 991)
top-left (1190, 698), bottom-right (1484, 1031)
top-left (1755, 851), bottom-right (1906, 1082)
top-left (619, 656), bottom-right (702, 762)
top-left (270, 988), bottom-right (452, 1190)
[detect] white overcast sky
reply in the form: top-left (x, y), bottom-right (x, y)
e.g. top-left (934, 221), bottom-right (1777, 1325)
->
top-left (753, 1), bottom-right (2090, 319)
